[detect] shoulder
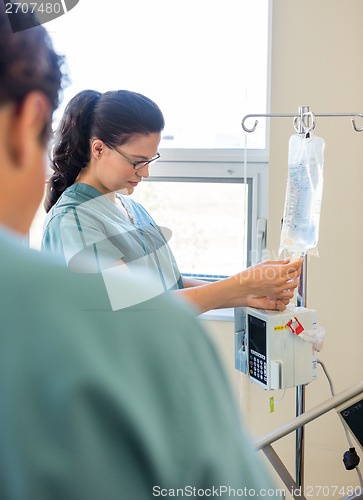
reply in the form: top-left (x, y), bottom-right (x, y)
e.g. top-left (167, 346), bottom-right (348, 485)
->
top-left (46, 184), bottom-right (103, 217)
top-left (43, 186), bottom-right (108, 235)
top-left (43, 187), bottom-right (82, 230)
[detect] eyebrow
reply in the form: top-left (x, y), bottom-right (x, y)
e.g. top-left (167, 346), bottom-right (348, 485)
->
top-left (132, 155), bottom-right (148, 160)
top-left (129, 153), bottom-right (156, 161)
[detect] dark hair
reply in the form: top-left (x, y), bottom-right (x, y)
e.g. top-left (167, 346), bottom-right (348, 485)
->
top-left (44, 89), bottom-right (165, 212)
top-left (0, 5), bottom-right (65, 142)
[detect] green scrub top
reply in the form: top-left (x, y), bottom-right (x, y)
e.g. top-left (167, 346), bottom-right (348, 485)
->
top-left (42, 183), bottom-right (184, 290)
top-left (0, 227), bottom-right (283, 499)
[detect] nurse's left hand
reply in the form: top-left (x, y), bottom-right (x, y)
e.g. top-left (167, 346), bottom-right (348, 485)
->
top-left (246, 295), bottom-right (290, 311)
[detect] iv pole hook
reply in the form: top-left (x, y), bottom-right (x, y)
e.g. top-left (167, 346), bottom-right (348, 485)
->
top-left (351, 114), bottom-right (363, 132)
top-left (241, 115), bottom-right (261, 133)
top-left (241, 113), bottom-right (296, 133)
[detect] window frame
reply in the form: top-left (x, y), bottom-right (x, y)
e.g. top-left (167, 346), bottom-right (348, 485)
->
top-left (146, 153), bottom-right (269, 277)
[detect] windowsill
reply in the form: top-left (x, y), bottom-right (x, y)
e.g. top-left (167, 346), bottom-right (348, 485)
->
top-left (199, 308), bottom-right (234, 322)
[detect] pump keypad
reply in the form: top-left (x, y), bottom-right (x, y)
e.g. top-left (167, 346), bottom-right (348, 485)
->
top-left (249, 355), bottom-right (267, 385)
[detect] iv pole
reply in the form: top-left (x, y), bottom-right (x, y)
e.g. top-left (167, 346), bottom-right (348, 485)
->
top-left (241, 106), bottom-right (363, 491)
top-left (293, 106), bottom-right (310, 489)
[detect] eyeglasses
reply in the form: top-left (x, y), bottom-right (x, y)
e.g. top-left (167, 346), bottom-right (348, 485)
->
top-left (106, 144), bottom-right (160, 170)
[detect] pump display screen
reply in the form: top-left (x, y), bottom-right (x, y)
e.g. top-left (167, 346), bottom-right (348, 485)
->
top-left (248, 314), bottom-right (267, 385)
top-left (340, 399), bottom-right (363, 450)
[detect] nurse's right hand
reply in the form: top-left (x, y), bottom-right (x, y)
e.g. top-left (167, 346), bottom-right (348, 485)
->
top-left (233, 258), bottom-right (303, 303)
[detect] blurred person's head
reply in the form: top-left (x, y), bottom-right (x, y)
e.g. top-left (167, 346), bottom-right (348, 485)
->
top-left (0, 4), bottom-right (64, 234)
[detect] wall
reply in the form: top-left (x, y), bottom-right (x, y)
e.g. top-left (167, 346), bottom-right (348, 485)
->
top-left (204, 1), bottom-right (363, 497)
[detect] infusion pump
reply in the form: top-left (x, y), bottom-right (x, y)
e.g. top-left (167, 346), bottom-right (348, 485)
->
top-left (235, 306), bottom-right (318, 390)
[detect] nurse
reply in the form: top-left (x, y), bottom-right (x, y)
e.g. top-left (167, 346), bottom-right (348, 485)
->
top-left (42, 89), bottom-right (302, 313)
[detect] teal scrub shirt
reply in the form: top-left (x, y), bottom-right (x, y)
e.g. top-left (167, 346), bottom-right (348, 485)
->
top-left (42, 183), bottom-right (183, 290)
top-left (0, 227), bottom-right (283, 499)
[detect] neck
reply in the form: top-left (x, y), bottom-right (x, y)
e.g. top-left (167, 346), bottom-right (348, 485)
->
top-left (76, 165), bottom-right (114, 199)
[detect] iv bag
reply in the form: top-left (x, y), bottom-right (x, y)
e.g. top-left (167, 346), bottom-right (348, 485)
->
top-left (279, 134), bottom-right (325, 258)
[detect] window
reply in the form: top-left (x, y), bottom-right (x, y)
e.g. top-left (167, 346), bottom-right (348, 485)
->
top-left (132, 178), bottom-right (251, 278)
top-left (30, 0), bottom-right (271, 277)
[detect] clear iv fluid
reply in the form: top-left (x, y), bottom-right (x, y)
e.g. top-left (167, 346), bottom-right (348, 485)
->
top-left (284, 162), bottom-right (322, 248)
top-left (280, 135), bottom-right (325, 257)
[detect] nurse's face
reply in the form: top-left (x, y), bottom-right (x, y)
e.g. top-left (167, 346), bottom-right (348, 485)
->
top-left (87, 132), bottom-right (161, 196)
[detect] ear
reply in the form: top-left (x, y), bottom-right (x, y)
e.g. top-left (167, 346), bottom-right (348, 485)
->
top-left (11, 92), bottom-right (51, 168)
top-left (90, 139), bottom-right (105, 159)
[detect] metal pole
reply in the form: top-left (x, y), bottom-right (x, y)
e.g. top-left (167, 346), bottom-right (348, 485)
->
top-left (295, 257), bottom-right (307, 487)
top-left (295, 106), bottom-right (310, 489)
top-left (295, 382), bottom-right (305, 487)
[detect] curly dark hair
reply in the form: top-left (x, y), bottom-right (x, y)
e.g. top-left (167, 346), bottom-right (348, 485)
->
top-left (0, 3), bottom-right (66, 141)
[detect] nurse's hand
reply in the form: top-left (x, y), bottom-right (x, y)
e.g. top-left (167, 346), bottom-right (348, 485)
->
top-left (235, 258), bottom-right (303, 301)
top-left (246, 295), bottom-right (290, 311)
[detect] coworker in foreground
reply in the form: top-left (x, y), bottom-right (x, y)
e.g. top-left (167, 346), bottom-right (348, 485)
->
top-left (42, 89), bottom-right (302, 314)
top-left (0, 6), bottom-right (283, 500)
